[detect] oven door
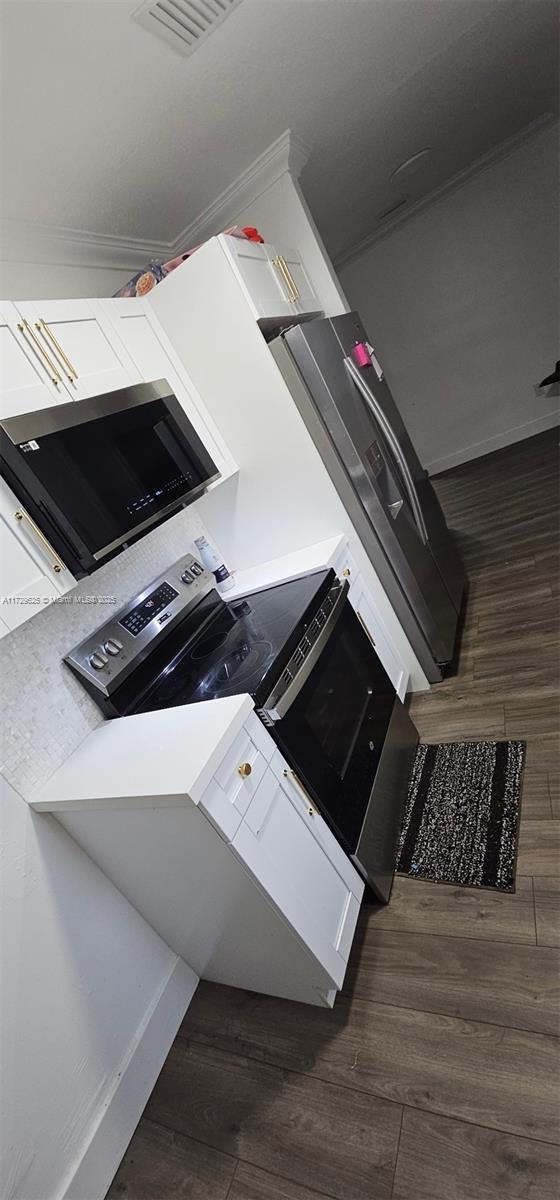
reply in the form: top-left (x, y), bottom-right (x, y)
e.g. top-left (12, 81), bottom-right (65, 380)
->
top-left (269, 599), bottom-right (397, 853)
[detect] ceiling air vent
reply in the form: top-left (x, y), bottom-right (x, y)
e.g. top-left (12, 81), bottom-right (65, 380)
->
top-left (133, 0), bottom-right (243, 58)
top-left (376, 196), bottom-right (410, 222)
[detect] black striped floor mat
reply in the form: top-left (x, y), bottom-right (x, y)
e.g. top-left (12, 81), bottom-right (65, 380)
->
top-left (396, 740), bottom-right (525, 892)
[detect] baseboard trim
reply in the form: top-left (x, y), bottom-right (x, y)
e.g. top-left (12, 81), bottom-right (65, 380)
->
top-left (59, 956), bottom-right (198, 1200)
top-left (426, 410), bottom-right (560, 476)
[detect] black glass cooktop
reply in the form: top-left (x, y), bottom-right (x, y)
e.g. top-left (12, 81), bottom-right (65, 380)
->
top-left (110, 569), bottom-right (333, 717)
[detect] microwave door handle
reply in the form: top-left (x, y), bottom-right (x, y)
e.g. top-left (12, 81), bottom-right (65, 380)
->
top-left (344, 356), bottom-right (429, 545)
top-left (261, 578), bottom-right (349, 720)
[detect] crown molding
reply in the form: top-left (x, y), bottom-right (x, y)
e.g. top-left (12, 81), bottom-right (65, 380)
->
top-left (0, 218), bottom-right (167, 272)
top-left (167, 129), bottom-right (312, 255)
top-left (0, 130), bottom-right (312, 275)
top-left (334, 112), bottom-right (557, 269)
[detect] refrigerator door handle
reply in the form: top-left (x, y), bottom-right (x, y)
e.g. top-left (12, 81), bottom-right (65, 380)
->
top-left (344, 356), bottom-right (429, 544)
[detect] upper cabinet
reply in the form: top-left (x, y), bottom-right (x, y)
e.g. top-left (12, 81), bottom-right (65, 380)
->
top-left (0, 301), bottom-right (69, 418)
top-left (12, 299), bottom-right (141, 404)
top-left (218, 235), bottom-right (322, 322)
top-left (0, 299), bottom-right (140, 418)
top-left (0, 475), bottom-right (76, 631)
top-left (102, 298), bottom-right (237, 484)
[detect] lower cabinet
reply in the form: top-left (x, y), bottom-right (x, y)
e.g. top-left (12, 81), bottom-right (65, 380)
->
top-left (43, 708), bottom-right (364, 1007)
top-left (334, 545), bottom-right (408, 698)
top-left (234, 747), bottom-right (362, 990)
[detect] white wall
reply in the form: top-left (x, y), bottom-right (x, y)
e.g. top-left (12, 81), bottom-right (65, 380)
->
top-left (0, 777), bottom-right (197, 1200)
top-left (0, 259), bottom-right (130, 301)
top-left (0, 503), bottom-right (210, 1200)
top-left (338, 121), bottom-right (560, 474)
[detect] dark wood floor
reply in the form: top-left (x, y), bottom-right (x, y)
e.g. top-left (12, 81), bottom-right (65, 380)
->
top-left (107, 429), bottom-right (559, 1200)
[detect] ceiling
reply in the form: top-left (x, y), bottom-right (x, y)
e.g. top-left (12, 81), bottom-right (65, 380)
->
top-left (0, 0), bottom-right (557, 264)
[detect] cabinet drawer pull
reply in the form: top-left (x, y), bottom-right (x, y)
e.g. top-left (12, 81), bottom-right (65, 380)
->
top-left (342, 567), bottom-right (351, 577)
top-left (17, 321), bottom-right (61, 386)
top-left (14, 509), bottom-right (64, 573)
top-left (283, 768), bottom-right (317, 816)
top-left (36, 319), bottom-right (78, 381)
top-left (238, 762), bottom-right (252, 778)
top-left (272, 256), bottom-right (297, 303)
top-left (279, 256), bottom-right (300, 302)
top-left (356, 610), bottom-right (375, 647)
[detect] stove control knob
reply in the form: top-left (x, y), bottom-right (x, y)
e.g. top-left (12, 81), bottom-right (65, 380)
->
top-left (89, 651), bottom-right (108, 670)
top-left (181, 570), bottom-right (193, 584)
top-left (104, 639), bottom-right (122, 656)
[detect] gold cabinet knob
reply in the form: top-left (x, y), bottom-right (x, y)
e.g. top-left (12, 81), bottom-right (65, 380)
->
top-left (342, 567), bottom-right (351, 577)
top-left (238, 762), bottom-right (252, 778)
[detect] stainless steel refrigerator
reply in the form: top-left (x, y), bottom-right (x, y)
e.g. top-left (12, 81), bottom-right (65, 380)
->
top-left (270, 312), bottom-right (466, 684)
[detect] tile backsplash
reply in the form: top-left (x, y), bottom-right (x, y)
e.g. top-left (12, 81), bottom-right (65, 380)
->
top-left (0, 504), bottom-right (210, 799)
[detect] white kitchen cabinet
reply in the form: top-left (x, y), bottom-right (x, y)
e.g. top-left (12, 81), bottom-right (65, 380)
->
top-left (0, 477), bottom-right (76, 633)
top-left (349, 574), bottom-right (406, 699)
top-left (332, 545), bottom-right (407, 698)
top-left (101, 298), bottom-right (237, 483)
top-left (0, 477), bottom-right (76, 630)
top-left (0, 301), bottom-right (69, 418)
top-left (218, 234), bottom-right (321, 321)
top-left (33, 701), bottom-right (364, 1006)
top-left (268, 243), bottom-right (321, 316)
top-left (235, 745), bottom-right (362, 989)
top-left (14, 299), bottom-right (141, 402)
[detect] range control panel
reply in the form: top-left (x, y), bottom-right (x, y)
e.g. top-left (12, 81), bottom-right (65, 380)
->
top-left (119, 582), bottom-right (180, 637)
top-left (64, 553), bottom-right (213, 698)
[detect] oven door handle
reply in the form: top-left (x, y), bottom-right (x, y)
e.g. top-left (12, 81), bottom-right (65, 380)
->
top-left (260, 578), bottom-right (349, 720)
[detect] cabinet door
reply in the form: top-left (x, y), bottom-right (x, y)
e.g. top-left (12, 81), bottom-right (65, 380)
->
top-left (219, 235), bottom-right (294, 320)
top-left (348, 573), bottom-right (406, 699)
top-left (0, 477), bottom-right (75, 636)
top-left (0, 301), bottom-right (69, 418)
top-left (234, 756), bottom-right (363, 988)
top-left (15, 300), bottom-right (141, 402)
top-left (268, 245), bottom-right (321, 316)
top-left (101, 298), bottom-right (236, 481)
top-left (0, 513), bottom-right (59, 634)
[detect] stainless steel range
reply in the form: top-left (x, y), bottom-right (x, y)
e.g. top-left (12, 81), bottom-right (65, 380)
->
top-left (66, 554), bottom-right (418, 902)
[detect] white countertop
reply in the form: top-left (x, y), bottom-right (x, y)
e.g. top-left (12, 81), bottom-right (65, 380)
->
top-left (225, 534), bottom-right (345, 600)
top-left (31, 695), bottom-right (254, 812)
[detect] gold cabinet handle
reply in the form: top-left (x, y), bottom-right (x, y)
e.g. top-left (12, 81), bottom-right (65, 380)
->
top-left (17, 321), bottom-right (61, 386)
top-left (14, 509), bottom-right (64, 573)
top-left (283, 768), bottom-right (317, 816)
top-left (356, 610), bottom-right (375, 647)
top-left (238, 762), bottom-right (252, 778)
top-left (36, 319), bottom-right (78, 381)
top-left (279, 256), bottom-right (300, 302)
top-left (271, 256), bottom-right (294, 303)
top-left (342, 567), bottom-right (351, 577)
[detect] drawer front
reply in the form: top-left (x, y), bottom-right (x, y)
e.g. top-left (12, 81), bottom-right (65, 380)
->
top-left (199, 722), bottom-right (269, 841)
top-left (268, 747), bottom-right (364, 900)
top-left (213, 725), bottom-right (268, 815)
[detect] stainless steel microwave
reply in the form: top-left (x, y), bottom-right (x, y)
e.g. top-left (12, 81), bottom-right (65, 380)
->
top-left (0, 379), bottom-right (219, 579)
